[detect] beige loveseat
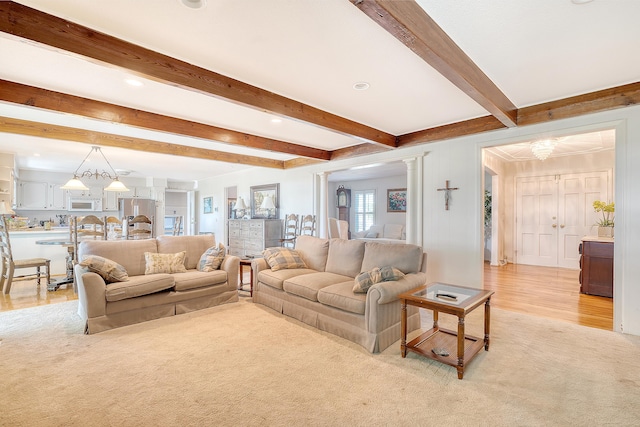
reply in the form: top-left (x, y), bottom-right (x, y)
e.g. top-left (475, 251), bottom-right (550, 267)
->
top-left (353, 224), bottom-right (406, 244)
top-left (75, 235), bottom-right (239, 334)
top-left (252, 236), bottom-right (426, 353)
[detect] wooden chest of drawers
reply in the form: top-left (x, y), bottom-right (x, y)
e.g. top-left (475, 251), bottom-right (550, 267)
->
top-left (228, 219), bottom-right (282, 258)
top-left (579, 238), bottom-right (613, 298)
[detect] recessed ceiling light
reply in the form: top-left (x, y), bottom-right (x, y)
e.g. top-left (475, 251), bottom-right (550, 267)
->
top-left (179, 0), bottom-right (206, 9)
top-left (33, 153), bottom-right (40, 157)
top-left (270, 118), bottom-right (282, 124)
top-left (125, 78), bottom-right (143, 87)
top-left (353, 82), bottom-right (370, 91)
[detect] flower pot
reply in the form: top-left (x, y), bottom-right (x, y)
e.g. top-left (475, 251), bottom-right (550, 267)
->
top-left (597, 226), bottom-right (614, 238)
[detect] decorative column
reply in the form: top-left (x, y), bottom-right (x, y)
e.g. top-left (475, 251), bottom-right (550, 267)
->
top-left (317, 172), bottom-right (329, 238)
top-left (403, 156), bottom-right (423, 246)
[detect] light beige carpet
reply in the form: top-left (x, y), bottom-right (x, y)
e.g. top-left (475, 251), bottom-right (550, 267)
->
top-left (1, 299), bottom-right (639, 426)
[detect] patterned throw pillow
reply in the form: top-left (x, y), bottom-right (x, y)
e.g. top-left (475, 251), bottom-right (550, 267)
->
top-left (262, 248), bottom-right (307, 271)
top-left (144, 251), bottom-right (187, 275)
top-left (353, 266), bottom-right (404, 293)
top-left (198, 243), bottom-right (226, 272)
top-left (79, 255), bottom-right (129, 283)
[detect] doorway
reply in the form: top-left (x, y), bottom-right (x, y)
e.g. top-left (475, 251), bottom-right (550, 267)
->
top-left (482, 128), bottom-right (616, 330)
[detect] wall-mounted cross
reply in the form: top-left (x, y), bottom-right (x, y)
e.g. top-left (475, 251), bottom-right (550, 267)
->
top-left (437, 180), bottom-right (459, 210)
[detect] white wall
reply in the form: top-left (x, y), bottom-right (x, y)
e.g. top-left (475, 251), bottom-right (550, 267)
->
top-left (195, 103), bottom-right (640, 336)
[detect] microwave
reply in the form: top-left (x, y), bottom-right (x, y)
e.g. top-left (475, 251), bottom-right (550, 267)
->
top-left (68, 198), bottom-right (102, 211)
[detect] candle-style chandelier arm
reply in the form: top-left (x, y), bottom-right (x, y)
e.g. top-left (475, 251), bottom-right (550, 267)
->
top-left (73, 146), bottom-right (119, 180)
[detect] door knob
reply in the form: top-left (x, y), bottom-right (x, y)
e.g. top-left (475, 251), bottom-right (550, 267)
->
top-left (560, 224), bottom-right (565, 228)
top-left (552, 224), bottom-right (557, 228)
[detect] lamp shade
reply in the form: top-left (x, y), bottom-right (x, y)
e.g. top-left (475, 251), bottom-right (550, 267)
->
top-left (0, 201), bottom-right (15, 215)
top-left (260, 196), bottom-right (276, 210)
top-left (235, 197), bottom-right (247, 210)
top-left (104, 178), bottom-right (130, 192)
top-left (61, 175), bottom-right (90, 191)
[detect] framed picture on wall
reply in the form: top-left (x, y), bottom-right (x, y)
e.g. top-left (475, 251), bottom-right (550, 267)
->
top-left (387, 188), bottom-right (407, 212)
top-left (250, 183), bottom-right (280, 219)
top-left (203, 196), bottom-right (213, 214)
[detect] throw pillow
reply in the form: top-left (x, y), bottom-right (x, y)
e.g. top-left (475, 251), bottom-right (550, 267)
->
top-left (365, 231), bottom-right (378, 238)
top-left (198, 243), bottom-right (226, 272)
top-left (144, 251), bottom-right (187, 275)
top-left (353, 266), bottom-right (404, 293)
top-left (79, 255), bottom-right (129, 283)
top-left (262, 247), bottom-right (307, 271)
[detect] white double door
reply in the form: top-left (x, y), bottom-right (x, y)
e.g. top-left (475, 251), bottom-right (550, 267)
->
top-left (516, 171), bottom-right (610, 269)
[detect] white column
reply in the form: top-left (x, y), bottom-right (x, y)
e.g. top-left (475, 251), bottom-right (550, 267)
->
top-left (403, 156), bottom-right (424, 247)
top-left (317, 172), bottom-right (329, 238)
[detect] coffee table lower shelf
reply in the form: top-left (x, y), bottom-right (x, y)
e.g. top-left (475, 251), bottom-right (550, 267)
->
top-left (405, 327), bottom-right (485, 374)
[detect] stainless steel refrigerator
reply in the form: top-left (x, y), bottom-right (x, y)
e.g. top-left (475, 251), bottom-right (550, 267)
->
top-left (119, 198), bottom-right (156, 219)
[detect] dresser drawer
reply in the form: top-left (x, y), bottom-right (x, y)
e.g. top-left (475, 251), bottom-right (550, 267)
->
top-left (229, 228), bottom-right (241, 238)
top-left (228, 248), bottom-right (244, 257)
top-left (248, 230), bottom-right (263, 239)
top-left (249, 221), bottom-right (264, 230)
top-left (245, 239), bottom-right (264, 252)
top-left (229, 238), bottom-right (244, 248)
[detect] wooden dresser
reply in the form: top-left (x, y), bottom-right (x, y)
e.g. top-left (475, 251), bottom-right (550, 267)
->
top-left (579, 237), bottom-right (614, 298)
top-left (228, 219), bottom-right (282, 258)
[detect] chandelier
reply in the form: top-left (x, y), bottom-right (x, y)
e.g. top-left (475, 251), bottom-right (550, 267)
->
top-left (61, 146), bottom-right (130, 192)
top-left (530, 138), bottom-right (558, 161)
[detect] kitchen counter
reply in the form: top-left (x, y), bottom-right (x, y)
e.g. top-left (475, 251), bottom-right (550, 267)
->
top-left (7, 228), bottom-right (72, 276)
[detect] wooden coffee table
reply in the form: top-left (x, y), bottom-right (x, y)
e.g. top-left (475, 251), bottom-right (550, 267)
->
top-left (399, 283), bottom-right (494, 379)
top-left (238, 259), bottom-right (253, 296)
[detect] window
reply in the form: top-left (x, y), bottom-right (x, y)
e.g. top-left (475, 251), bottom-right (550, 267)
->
top-left (354, 190), bottom-right (375, 232)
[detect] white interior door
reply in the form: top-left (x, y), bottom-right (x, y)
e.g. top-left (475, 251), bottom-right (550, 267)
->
top-left (516, 175), bottom-right (558, 267)
top-left (516, 171), bottom-right (610, 269)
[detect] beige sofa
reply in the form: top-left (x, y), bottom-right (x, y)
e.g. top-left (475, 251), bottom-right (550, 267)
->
top-left (252, 236), bottom-right (426, 353)
top-left (353, 224), bottom-right (406, 244)
top-left (75, 235), bottom-right (239, 334)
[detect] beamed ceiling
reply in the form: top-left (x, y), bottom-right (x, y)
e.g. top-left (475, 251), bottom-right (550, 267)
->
top-left (0, 0), bottom-right (639, 181)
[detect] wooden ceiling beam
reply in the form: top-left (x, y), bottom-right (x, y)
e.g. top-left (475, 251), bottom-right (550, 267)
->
top-left (350, 0), bottom-right (518, 128)
top-left (397, 116), bottom-right (505, 147)
top-left (0, 79), bottom-right (331, 161)
top-left (0, 116), bottom-right (285, 169)
top-left (517, 81), bottom-right (640, 126)
top-left (0, 1), bottom-right (396, 148)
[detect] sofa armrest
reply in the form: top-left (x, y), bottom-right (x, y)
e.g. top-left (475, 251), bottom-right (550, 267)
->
top-left (251, 258), bottom-right (269, 290)
top-left (367, 272), bottom-right (426, 305)
top-left (220, 255), bottom-right (240, 290)
top-left (74, 264), bottom-right (107, 320)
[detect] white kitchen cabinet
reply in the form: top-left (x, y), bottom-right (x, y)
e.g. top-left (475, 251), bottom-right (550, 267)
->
top-left (103, 190), bottom-right (119, 211)
top-left (18, 181), bottom-right (49, 209)
top-left (133, 186), bottom-right (153, 198)
top-left (48, 183), bottom-right (68, 210)
top-left (0, 153), bottom-right (15, 207)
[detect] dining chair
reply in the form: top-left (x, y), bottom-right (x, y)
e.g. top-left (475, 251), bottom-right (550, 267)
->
top-left (280, 213), bottom-right (299, 248)
top-left (0, 216), bottom-right (51, 294)
top-left (172, 216), bottom-right (182, 236)
top-left (300, 214), bottom-right (316, 237)
top-left (105, 216), bottom-right (123, 239)
top-left (127, 215), bottom-right (153, 239)
top-left (73, 213), bottom-right (105, 251)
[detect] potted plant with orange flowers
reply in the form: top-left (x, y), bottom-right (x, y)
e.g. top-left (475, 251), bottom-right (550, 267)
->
top-left (593, 200), bottom-right (614, 238)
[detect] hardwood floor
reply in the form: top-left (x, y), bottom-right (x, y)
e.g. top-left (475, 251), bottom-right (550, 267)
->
top-left (1, 267), bottom-right (614, 331)
top-left (484, 262), bottom-right (613, 330)
top-left (0, 276), bottom-right (76, 312)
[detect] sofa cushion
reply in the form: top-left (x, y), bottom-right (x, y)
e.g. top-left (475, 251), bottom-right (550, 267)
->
top-left (198, 243), bottom-right (226, 272)
top-left (173, 269), bottom-right (228, 291)
top-left (144, 251), bottom-right (188, 274)
top-left (258, 268), bottom-right (317, 290)
top-left (105, 274), bottom-right (175, 302)
top-left (295, 236), bottom-right (329, 272)
top-left (361, 241), bottom-right (423, 274)
top-left (283, 272), bottom-right (353, 302)
top-left (156, 235), bottom-right (216, 270)
top-left (383, 224), bottom-right (404, 240)
top-left (325, 239), bottom-right (365, 278)
top-left (78, 239), bottom-right (158, 277)
top-left (365, 231), bottom-right (379, 238)
top-left (263, 248), bottom-right (307, 271)
top-left (353, 266), bottom-right (405, 293)
top-left (79, 255), bottom-right (129, 283)
top-left (317, 281), bottom-right (367, 315)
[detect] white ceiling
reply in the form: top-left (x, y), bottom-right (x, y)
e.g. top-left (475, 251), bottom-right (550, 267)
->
top-left (0, 0), bottom-right (638, 182)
